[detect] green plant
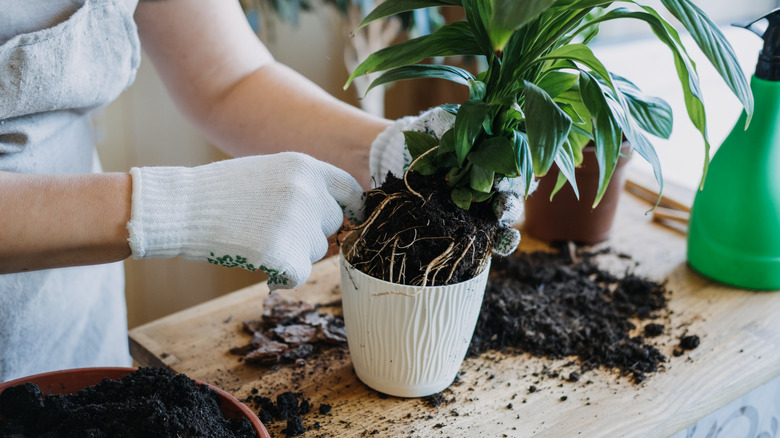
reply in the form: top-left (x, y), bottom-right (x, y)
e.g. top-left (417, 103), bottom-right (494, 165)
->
top-left (345, 0), bottom-right (754, 209)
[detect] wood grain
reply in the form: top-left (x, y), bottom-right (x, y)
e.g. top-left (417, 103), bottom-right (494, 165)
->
top-left (129, 189), bottom-right (780, 438)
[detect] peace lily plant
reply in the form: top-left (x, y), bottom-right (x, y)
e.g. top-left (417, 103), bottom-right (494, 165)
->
top-left (345, 0), bottom-right (754, 209)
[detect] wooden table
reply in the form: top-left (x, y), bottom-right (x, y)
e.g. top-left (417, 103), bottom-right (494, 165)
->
top-left (129, 187), bottom-right (780, 438)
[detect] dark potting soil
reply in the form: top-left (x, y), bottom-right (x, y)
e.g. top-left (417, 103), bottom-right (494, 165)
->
top-left (468, 242), bottom-right (688, 383)
top-left (0, 367), bottom-right (256, 438)
top-left (343, 171), bottom-right (499, 286)
top-left (243, 391), bottom-right (326, 437)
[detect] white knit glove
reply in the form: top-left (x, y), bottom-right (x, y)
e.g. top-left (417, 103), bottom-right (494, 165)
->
top-left (127, 152), bottom-right (364, 290)
top-left (370, 107), bottom-right (537, 256)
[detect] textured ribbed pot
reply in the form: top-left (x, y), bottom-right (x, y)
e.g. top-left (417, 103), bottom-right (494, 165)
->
top-left (524, 142), bottom-right (632, 245)
top-left (339, 239), bottom-right (490, 398)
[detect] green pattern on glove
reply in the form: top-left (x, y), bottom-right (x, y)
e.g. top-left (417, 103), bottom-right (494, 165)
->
top-left (208, 252), bottom-right (290, 286)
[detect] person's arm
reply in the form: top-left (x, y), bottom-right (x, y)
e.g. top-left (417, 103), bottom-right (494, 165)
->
top-left (0, 171), bottom-right (132, 273)
top-left (133, 0), bottom-right (390, 189)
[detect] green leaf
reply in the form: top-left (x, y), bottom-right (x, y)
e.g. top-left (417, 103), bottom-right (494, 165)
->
top-left (438, 128), bottom-right (456, 153)
top-left (345, 22), bottom-right (482, 90)
top-left (579, 72), bottom-right (622, 207)
top-left (468, 136), bottom-right (518, 175)
top-left (454, 100), bottom-right (491, 166)
top-left (538, 71), bottom-right (580, 99)
top-left (469, 79), bottom-right (487, 100)
top-left (462, 0), bottom-right (494, 54)
top-left (489, 0), bottom-right (556, 51)
top-left (403, 131), bottom-right (439, 159)
top-left (513, 131), bottom-right (535, 197)
top-left (451, 187), bottom-right (473, 209)
top-left (537, 44), bottom-right (614, 91)
top-left (524, 81), bottom-right (572, 177)
top-left (659, 0), bottom-right (753, 126)
top-left (366, 65), bottom-right (475, 95)
top-left (584, 7), bottom-right (711, 186)
top-left (357, 0), bottom-right (461, 31)
top-left (470, 189), bottom-right (494, 202)
top-left (469, 164), bottom-right (495, 193)
top-left (553, 140), bottom-right (579, 199)
top-left (612, 74), bottom-right (673, 139)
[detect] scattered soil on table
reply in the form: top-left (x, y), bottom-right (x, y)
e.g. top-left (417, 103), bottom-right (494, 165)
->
top-left (468, 241), bottom-right (696, 383)
top-left (230, 293), bottom-right (347, 365)
top-left (243, 390), bottom-right (333, 438)
top-left (0, 367), bottom-right (256, 437)
top-left (341, 171), bottom-right (499, 286)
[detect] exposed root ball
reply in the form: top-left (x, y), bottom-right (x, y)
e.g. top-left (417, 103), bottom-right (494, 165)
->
top-left (343, 172), bottom-right (499, 286)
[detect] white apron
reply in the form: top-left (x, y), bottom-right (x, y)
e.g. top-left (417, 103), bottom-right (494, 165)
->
top-left (0, 0), bottom-right (141, 381)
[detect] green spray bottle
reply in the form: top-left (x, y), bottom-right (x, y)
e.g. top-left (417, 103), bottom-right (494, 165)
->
top-left (687, 9), bottom-right (780, 290)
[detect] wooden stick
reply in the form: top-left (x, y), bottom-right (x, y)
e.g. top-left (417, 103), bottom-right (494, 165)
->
top-left (625, 179), bottom-right (691, 213)
top-left (652, 206), bottom-right (690, 225)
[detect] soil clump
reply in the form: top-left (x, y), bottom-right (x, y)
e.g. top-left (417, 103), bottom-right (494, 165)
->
top-left (343, 172), bottom-right (499, 286)
top-left (468, 242), bottom-right (691, 383)
top-left (0, 367), bottom-right (256, 437)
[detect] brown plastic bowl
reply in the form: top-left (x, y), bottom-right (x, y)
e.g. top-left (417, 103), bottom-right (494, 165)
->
top-left (0, 367), bottom-right (270, 438)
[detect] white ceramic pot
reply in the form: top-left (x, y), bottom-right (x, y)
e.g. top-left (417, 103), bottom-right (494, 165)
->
top-left (339, 246), bottom-right (490, 398)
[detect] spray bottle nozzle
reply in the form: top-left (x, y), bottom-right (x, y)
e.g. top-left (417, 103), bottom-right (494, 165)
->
top-left (735, 8), bottom-right (780, 80)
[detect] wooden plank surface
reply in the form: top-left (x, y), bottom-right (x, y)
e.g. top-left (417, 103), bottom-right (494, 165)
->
top-left (129, 188), bottom-right (780, 438)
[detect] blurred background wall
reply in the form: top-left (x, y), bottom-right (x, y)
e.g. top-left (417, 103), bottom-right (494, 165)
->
top-left (92, 1), bottom-right (779, 328)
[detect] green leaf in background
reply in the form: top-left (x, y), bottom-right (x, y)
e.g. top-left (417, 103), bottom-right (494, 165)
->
top-left (660, 0), bottom-right (753, 126)
top-left (451, 187), bottom-right (473, 209)
top-left (357, 0), bottom-right (462, 31)
top-left (612, 74), bottom-right (673, 139)
top-left (403, 131), bottom-right (439, 160)
top-left (468, 136), bottom-right (518, 175)
top-left (489, 0), bottom-right (556, 51)
top-left (345, 22), bottom-right (481, 89)
top-left (524, 81), bottom-right (572, 177)
top-left (469, 79), bottom-right (487, 100)
top-left (454, 100), bottom-right (491, 165)
top-left (579, 71), bottom-right (622, 207)
top-left (367, 65), bottom-right (475, 95)
top-left (469, 164), bottom-right (495, 193)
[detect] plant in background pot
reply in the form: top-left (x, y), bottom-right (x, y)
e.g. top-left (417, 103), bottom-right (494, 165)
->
top-left (339, 0), bottom-right (752, 397)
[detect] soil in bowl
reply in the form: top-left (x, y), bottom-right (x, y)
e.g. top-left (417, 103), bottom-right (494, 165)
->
top-left (0, 367), bottom-right (259, 437)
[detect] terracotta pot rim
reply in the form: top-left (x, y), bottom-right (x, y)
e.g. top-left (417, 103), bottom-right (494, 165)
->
top-left (0, 367), bottom-right (271, 438)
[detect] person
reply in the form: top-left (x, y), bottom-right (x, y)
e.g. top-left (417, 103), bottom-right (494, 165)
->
top-left (0, 0), bottom-right (394, 383)
top-left (0, 0), bottom-right (527, 383)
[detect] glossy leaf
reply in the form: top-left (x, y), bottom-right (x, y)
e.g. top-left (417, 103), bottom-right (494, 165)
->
top-left (357, 0), bottom-right (461, 31)
top-left (489, 0), bottom-right (555, 51)
top-left (537, 44), bottom-right (614, 90)
top-left (454, 100), bottom-right (491, 165)
top-left (468, 136), bottom-right (518, 175)
top-left (469, 164), bottom-right (495, 193)
top-left (403, 131), bottom-right (439, 160)
top-left (579, 72), bottom-right (622, 207)
top-left (345, 22), bottom-right (481, 89)
top-left (538, 71), bottom-right (580, 99)
top-left (513, 131), bottom-right (535, 196)
top-left (524, 81), bottom-right (572, 177)
top-left (451, 187), bottom-right (473, 209)
top-left (552, 140), bottom-right (579, 199)
top-left (367, 65), bottom-right (475, 95)
top-left (660, 0), bottom-right (753, 126)
top-left (612, 74), bottom-right (673, 139)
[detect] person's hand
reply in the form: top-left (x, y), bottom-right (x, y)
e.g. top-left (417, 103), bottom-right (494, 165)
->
top-left (126, 152), bottom-right (364, 290)
top-left (369, 107), bottom-right (537, 256)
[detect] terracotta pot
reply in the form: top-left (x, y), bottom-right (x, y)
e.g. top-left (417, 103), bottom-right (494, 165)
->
top-left (339, 233), bottom-right (490, 398)
top-left (523, 142), bottom-right (632, 245)
top-left (0, 367), bottom-right (271, 438)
